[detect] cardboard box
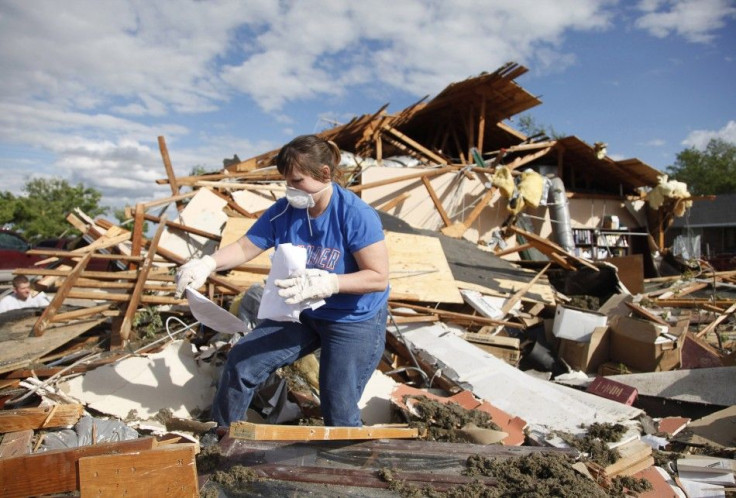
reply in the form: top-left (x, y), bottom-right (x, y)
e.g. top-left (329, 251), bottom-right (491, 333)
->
top-left (558, 326), bottom-right (610, 373)
top-left (464, 332), bottom-right (521, 366)
top-left (552, 304), bottom-right (608, 342)
top-left (608, 315), bottom-right (685, 372)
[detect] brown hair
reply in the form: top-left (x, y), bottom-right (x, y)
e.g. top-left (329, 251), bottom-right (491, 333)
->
top-left (275, 135), bottom-right (343, 185)
top-left (12, 275), bottom-right (29, 288)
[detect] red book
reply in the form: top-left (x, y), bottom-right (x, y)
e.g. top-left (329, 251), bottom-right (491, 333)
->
top-left (586, 376), bottom-right (638, 406)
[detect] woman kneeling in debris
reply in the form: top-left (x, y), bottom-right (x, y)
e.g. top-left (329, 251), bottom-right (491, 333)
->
top-left (175, 134), bottom-right (390, 427)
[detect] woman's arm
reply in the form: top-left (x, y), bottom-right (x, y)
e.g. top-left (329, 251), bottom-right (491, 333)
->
top-left (175, 235), bottom-right (265, 296)
top-left (336, 240), bottom-right (389, 294)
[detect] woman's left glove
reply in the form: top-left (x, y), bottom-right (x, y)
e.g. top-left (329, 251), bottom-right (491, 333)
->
top-left (275, 269), bottom-right (339, 304)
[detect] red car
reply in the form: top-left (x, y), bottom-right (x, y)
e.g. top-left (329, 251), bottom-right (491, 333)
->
top-left (0, 229), bottom-right (48, 282)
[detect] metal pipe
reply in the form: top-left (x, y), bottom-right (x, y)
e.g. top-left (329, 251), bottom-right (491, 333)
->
top-left (548, 177), bottom-right (575, 252)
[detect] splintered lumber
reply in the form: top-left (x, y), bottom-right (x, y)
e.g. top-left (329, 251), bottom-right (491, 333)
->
top-left (32, 252), bottom-right (92, 336)
top-left (158, 135), bottom-right (183, 210)
top-left (421, 175), bottom-right (452, 227)
top-left (0, 404), bottom-right (85, 432)
top-left (500, 262), bottom-right (551, 316)
top-left (230, 422), bottom-right (419, 441)
top-left (349, 165), bottom-right (455, 193)
top-left (78, 444), bottom-right (198, 497)
top-left (116, 214), bottom-right (167, 345)
top-left (654, 298), bottom-right (736, 308)
top-left (381, 124), bottom-right (448, 164)
top-left (507, 225), bottom-right (598, 271)
top-left (441, 187), bottom-right (498, 239)
top-left (0, 437), bottom-right (157, 498)
top-left (696, 302), bottom-right (736, 339)
top-left (625, 301), bottom-right (670, 326)
top-left (389, 301), bottom-right (524, 328)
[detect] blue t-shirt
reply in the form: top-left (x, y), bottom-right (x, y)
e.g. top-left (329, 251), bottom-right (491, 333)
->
top-left (246, 183), bottom-right (389, 322)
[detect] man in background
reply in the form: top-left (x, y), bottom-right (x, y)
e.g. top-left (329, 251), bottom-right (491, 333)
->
top-left (0, 275), bottom-right (50, 313)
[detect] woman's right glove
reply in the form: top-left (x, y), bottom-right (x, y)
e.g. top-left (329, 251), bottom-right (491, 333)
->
top-left (275, 268), bottom-right (339, 304)
top-left (175, 255), bottom-right (217, 297)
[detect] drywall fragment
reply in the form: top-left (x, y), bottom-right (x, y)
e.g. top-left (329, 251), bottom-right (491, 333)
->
top-left (60, 340), bottom-right (218, 420)
top-left (392, 321), bottom-right (642, 436)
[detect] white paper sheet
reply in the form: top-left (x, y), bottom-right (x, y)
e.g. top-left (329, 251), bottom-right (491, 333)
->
top-left (257, 243), bottom-right (324, 322)
top-left (186, 286), bottom-right (247, 334)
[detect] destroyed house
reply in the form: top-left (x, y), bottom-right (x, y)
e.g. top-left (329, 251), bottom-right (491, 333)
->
top-left (2, 61), bottom-right (733, 497)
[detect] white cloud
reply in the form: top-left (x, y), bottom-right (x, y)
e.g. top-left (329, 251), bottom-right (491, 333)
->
top-left (635, 0), bottom-right (736, 43)
top-left (683, 120), bottom-right (736, 149)
top-left (0, 0), bottom-right (731, 211)
top-left (221, 0), bottom-right (617, 110)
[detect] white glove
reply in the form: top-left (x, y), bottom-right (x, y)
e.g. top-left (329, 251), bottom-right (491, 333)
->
top-left (175, 255), bottom-right (217, 298)
top-left (275, 268), bottom-right (339, 304)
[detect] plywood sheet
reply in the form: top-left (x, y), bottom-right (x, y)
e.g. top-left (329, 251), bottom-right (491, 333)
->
top-left (0, 318), bottom-right (106, 375)
top-left (386, 231), bottom-right (463, 303)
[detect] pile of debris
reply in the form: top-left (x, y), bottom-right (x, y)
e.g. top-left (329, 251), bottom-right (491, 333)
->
top-left (1, 62), bottom-right (734, 497)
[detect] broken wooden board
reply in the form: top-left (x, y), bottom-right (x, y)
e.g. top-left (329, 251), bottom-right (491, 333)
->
top-left (385, 231), bottom-right (463, 303)
top-left (230, 421), bottom-right (419, 441)
top-left (78, 443), bottom-right (198, 497)
top-left (0, 317), bottom-right (106, 375)
top-left (0, 437), bottom-right (157, 498)
top-left (0, 404), bottom-right (85, 433)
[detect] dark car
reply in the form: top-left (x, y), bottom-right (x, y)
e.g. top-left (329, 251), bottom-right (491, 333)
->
top-left (0, 229), bottom-right (48, 282)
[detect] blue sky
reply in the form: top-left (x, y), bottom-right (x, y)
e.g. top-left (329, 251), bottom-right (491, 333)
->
top-left (1, 0), bottom-right (734, 211)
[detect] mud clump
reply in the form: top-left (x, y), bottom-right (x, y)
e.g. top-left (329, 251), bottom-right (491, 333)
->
top-left (207, 464), bottom-right (260, 497)
top-left (196, 444), bottom-right (222, 473)
top-left (552, 423), bottom-right (626, 467)
top-left (404, 396), bottom-right (501, 442)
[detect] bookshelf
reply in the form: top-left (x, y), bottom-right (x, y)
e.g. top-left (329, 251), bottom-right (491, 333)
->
top-left (572, 228), bottom-right (631, 260)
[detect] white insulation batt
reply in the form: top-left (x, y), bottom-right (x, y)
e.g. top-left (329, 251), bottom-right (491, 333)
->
top-left (396, 322), bottom-right (643, 435)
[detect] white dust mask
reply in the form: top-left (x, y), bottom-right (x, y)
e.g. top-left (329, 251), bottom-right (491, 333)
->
top-left (285, 183), bottom-right (331, 210)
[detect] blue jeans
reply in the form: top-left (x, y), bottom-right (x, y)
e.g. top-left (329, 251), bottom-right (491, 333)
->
top-left (211, 306), bottom-right (387, 427)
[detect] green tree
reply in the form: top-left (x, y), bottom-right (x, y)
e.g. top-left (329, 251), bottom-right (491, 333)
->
top-left (0, 191), bottom-right (18, 226)
top-left (8, 178), bottom-right (107, 240)
top-left (515, 114), bottom-right (564, 140)
top-left (666, 138), bottom-right (736, 195)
